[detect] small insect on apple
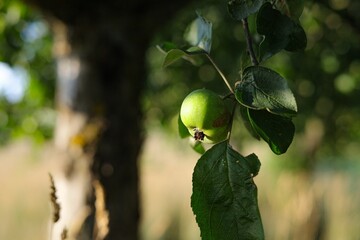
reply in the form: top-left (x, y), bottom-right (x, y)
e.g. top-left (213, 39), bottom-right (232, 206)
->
top-left (180, 89), bottom-right (231, 144)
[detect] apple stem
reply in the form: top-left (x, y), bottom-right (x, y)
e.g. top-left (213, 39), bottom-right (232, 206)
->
top-left (227, 100), bottom-right (238, 142)
top-left (205, 54), bottom-right (234, 94)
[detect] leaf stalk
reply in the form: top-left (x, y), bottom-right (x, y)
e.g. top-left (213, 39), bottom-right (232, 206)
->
top-left (205, 54), bottom-right (234, 93)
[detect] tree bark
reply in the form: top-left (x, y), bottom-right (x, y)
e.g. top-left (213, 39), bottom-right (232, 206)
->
top-left (23, 0), bottom-right (194, 239)
top-left (51, 17), bottom-right (147, 239)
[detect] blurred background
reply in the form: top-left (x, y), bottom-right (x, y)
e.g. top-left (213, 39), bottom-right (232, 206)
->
top-left (0, 0), bottom-right (359, 239)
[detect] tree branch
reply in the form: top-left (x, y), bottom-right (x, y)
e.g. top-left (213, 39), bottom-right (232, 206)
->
top-left (242, 18), bottom-right (259, 66)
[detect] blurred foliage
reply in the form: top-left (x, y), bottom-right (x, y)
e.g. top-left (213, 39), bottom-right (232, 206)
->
top-left (145, 0), bottom-right (360, 168)
top-left (0, 0), bottom-right (55, 144)
top-left (0, 0), bottom-right (359, 167)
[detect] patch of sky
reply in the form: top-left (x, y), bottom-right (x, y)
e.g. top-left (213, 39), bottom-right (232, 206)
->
top-left (0, 62), bottom-right (27, 103)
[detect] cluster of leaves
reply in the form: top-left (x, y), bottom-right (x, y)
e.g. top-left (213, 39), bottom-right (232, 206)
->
top-left (160, 1), bottom-right (307, 239)
top-left (0, 0), bottom-right (55, 144)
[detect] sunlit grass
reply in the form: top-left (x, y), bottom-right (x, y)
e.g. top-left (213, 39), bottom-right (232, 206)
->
top-left (1, 131), bottom-right (359, 240)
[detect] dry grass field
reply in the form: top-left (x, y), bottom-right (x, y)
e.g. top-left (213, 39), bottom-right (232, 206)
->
top-left (0, 129), bottom-right (359, 240)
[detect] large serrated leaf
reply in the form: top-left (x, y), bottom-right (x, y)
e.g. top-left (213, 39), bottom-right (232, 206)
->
top-left (228, 0), bottom-right (265, 21)
top-left (235, 66), bottom-right (297, 116)
top-left (257, 2), bottom-right (307, 61)
top-left (247, 109), bottom-right (295, 154)
top-left (192, 142), bottom-right (264, 240)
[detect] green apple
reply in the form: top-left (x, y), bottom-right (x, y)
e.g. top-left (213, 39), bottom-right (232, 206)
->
top-left (180, 89), bottom-right (230, 143)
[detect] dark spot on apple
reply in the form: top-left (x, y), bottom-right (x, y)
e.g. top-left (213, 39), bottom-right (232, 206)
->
top-left (212, 111), bottom-right (230, 128)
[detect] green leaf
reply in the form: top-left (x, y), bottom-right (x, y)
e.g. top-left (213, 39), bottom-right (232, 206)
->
top-left (186, 46), bottom-right (207, 54)
top-left (244, 153), bottom-right (261, 177)
top-left (228, 0), bottom-right (265, 21)
top-left (185, 13), bottom-right (212, 53)
top-left (192, 142), bottom-right (264, 240)
top-left (247, 109), bottom-right (295, 154)
top-left (235, 66), bottom-right (297, 116)
top-left (159, 14), bottom-right (212, 67)
top-left (239, 105), bottom-right (260, 140)
top-left (257, 2), bottom-right (307, 61)
top-left (162, 47), bottom-right (206, 67)
top-left (163, 49), bottom-right (187, 67)
top-left (275, 0), bottom-right (305, 19)
top-left (191, 139), bottom-right (206, 154)
top-left (157, 42), bottom-right (178, 53)
top-left (285, 24), bottom-right (307, 51)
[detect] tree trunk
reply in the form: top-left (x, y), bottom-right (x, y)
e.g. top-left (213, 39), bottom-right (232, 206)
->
top-left (23, 1), bottom-right (193, 239)
top-left (51, 17), bottom-right (147, 239)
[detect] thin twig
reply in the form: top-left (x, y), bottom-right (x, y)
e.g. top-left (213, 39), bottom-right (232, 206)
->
top-left (205, 54), bottom-right (234, 93)
top-left (242, 18), bottom-right (259, 66)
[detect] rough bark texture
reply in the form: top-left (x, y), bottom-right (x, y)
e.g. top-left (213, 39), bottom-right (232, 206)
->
top-left (23, 0), bottom-right (193, 239)
top-left (51, 16), bottom-right (148, 239)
